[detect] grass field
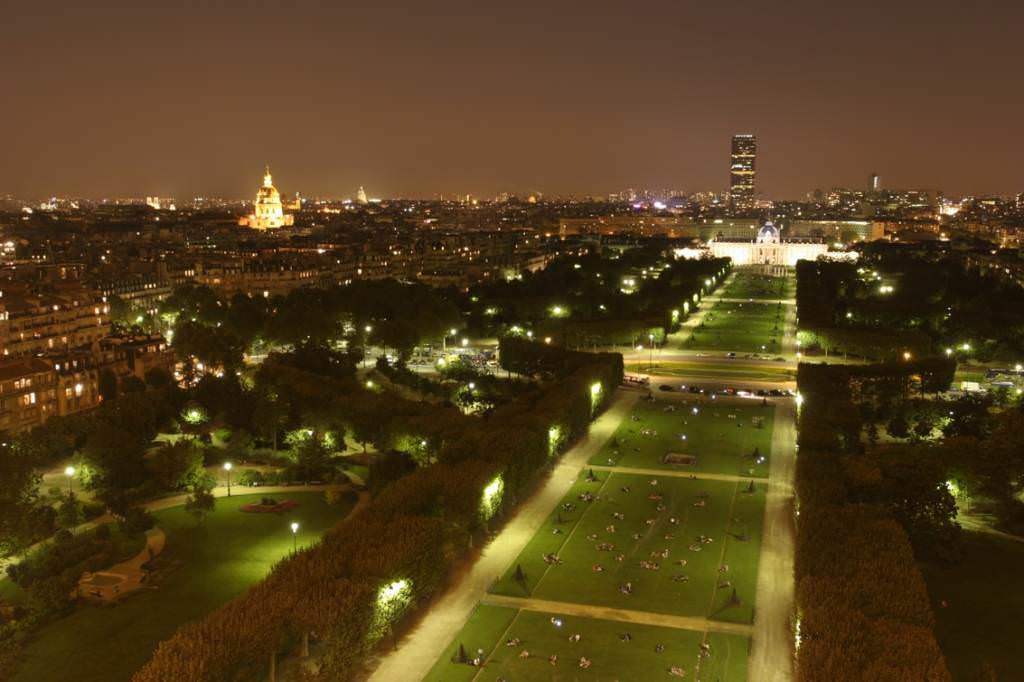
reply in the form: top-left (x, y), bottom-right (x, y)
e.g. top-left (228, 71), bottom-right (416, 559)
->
top-left (425, 606), bottom-right (750, 682)
top-left (921, 530), bottom-right (1024, 682)
top-left (491, 470), bottom-right (765, 623)
top-left (588, 396), bottom-right (774, 478)
top-left (12, 491), bottom-right (355, 682)
top-left (721, 271), bottom-right (795, 300)
top-left (684, 301), bottom-right (787, 354)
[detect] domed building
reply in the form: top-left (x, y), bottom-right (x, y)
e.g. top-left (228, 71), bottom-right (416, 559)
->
top-left (239, 166), bottom-right (294, 230)
top-left (709, 220), bottom-right (827, 270)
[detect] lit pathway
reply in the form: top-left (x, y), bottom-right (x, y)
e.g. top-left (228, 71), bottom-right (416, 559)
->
top-left (479, 593), bottom-right (753, 637)
top-left (749, 399), bottom-right (797, 682)
top-left (366, 389), bottom-right (640, 682)
top-left (588, 463), bottom-right (755, 484)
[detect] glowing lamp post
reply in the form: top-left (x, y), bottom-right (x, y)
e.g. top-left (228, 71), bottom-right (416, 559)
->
top-left (648, 333), bottom-right (655, 369)
top-left (64, 465), bottom-right (75, 495)
top-left (223, 461), bottom-right (233, 497)
top-left (290, 521), bottom-right (299, 552)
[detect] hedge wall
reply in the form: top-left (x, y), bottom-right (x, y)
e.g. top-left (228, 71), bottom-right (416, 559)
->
top-left (795, 365), bottom-right (950, 682)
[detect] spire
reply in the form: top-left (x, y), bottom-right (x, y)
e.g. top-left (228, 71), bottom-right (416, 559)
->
top-left (263, 165), bottom-right (273, 187)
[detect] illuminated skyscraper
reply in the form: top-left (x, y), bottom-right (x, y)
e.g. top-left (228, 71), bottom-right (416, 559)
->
top-left (729, 134), bottom-right (757, 210)
top-left (870, 172), bottom-right (880, 192)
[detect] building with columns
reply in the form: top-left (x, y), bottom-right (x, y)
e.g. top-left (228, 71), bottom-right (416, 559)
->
top-left (709, 221), bottom-right (828, 268)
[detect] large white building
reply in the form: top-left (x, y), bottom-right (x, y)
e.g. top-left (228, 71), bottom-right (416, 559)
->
top-left (709, 221), bottom-right (828, 267)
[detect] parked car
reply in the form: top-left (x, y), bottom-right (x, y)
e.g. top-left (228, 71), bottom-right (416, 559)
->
top-left (658, 384), bottom-right (674, 392)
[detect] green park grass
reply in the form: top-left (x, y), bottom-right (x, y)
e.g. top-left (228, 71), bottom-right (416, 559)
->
top-left (684, 301), bottom-right (787, 354)
top-left (11, 491), bottom-right (355, 682)
top-left (920, 530), bottom-right (1024, 682)
top-left (588, 396), bottom-right (774, 478)
top-left (426, 606), bottom-right (750, 682)
top-left (721, 271), bottom-right (795, 300)
top-left (491, 471), bottom-right (765, 622)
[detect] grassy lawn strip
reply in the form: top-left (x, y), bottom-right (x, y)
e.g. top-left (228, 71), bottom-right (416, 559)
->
top-left (12, 492), bottom-right (355, 682)
top-left (422, 605), bottom-right (519, 682)
top-left (492, 472), bottom-right (765, 620)
top-left (920, 530), bottom-right (1024, 682)
top-left (428, 608), bottom-right (750, 681)
top-left (589, 397), bottom-right (774, 478)
top-left (685, 302), bottom-right (787, 355)
top-left (721, 272), bottom-right (795, 301)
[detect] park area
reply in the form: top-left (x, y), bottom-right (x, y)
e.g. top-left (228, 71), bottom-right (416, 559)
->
top-left (921, 530), bottom-right (1024, 681)
top-left (9, 491), bottom-right (355, 682)
top-left (589, 396), bottom-right (774, 478)
top-left (490, 470), bottom-right (765, 623)
top-left (684, 301), bottom-right (787, 355)
top-left (720, 270), bottom-right (795, 301)
top-left (425, 605), bottom-right (749, 682)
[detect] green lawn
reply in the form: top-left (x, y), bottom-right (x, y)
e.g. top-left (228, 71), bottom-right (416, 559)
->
top-left (426, 607), bottom-right (750, 681)
top-left (491, 471), bottom-right (765, 623)
top-left (921, 530), bottom-right (1024, 682)
top-left (721, 271), bottom-right (795, 300)
top-left (589, 397), bottom-right (774, 478)
top-left (684, 301), bottom-right (787, 354)
top-left (11, 491), bottom-right (355, 682)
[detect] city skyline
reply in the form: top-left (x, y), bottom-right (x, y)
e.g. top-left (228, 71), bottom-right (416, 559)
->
top-left (3, 1), bottom-right (1023, 199)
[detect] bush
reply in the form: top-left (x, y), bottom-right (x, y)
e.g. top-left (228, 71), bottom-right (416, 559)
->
top-left (120, 508), bottom-right (156, 534)
top-left (237, 469), bottom-right (266, 487)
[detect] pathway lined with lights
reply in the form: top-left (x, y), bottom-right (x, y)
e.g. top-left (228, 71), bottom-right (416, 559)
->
top-left (366, 390), bottom-right (641, 682)
top-left (479, 593), bottom-right (754, 637)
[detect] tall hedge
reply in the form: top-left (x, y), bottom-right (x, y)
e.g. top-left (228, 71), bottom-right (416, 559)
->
top-left (795, 364), bottom-right (950, 682)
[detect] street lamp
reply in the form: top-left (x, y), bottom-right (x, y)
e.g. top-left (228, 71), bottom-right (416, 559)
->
top-left (223, 461), bottom-right (233, 497)
top-left (648, 333), bottom-right (655, 370)
top-left (903, 351), bottom-right (912, 361)
top-left (64, 465), bottom-right (75, 495)
top-left (291, 522), bottom-right (299, 552)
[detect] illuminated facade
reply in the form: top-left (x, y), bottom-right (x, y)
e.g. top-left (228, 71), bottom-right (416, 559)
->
top-left (730, 134), bottom-right (757, 210)
top-left (239, 166), bottom-right (294, 229)
top-left (710, 221), bottom-right (828, 268)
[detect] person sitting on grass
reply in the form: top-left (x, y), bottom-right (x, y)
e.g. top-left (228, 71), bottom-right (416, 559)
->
top-left (569, 633), bottom-right (581, 642)
top-left (519, 649), bottom-right (530, 659)
top-left (579, 656), bottom-right (592, 669)
top-left (505, 638), bottom-right (522, 647)
top-left (592, 563), bottom-right (605, 572)
top-left (549, 654), bottom-right (558, 666)
top-left (669, 666), bottom-right (687, 677)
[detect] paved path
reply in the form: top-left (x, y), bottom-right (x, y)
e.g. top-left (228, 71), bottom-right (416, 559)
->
top-left (589, 463), bottom-right (755, 484)
top-left (366, 390), bottom-right (640, 682)
top-left (749, 399), bottom-right (796, 682)
top-left (480, 593), bottom-right (753, 637)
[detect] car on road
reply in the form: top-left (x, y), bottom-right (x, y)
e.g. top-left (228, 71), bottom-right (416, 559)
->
top-left (658, 384), bottom-right (674, 392)
top-left (725, 352), bottom-right (736, 358)
top-left (695, 352), bottom-right (709, 357)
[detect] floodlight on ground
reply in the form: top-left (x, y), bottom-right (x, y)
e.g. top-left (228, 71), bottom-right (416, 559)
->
top-left (65, 465), bottom-right (75, 477)
top-left (796, 392), bottom-right (804, 408)
top-left (903, 351), bottom-right (912, 361)
top-left (945, 348), bottom-right (953, 356)
top-left (461, 337), bottom-right (468, 347)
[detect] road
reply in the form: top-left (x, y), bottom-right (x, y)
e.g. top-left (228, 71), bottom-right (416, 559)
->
top-left (366, 390), bottom-right (640, 682)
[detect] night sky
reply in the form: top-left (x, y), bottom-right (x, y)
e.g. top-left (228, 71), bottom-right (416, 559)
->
top-left (3, 1), bottom-right (1022, 200)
